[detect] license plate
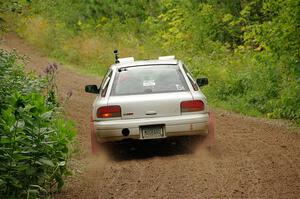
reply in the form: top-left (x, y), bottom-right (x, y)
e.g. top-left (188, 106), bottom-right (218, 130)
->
top-left (141, 125), bottom-right (164, 139)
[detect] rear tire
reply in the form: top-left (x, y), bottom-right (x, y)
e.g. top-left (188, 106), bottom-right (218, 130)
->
top-left (207, 111), bottom-right (216, 147)
top-left (90, 116), bottom-right (101, 155)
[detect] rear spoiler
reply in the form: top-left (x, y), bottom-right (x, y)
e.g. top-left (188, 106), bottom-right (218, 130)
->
top-left (158, 55), bottom-right (175, 60)
top-left (118, 57), bottom-right (135, 63)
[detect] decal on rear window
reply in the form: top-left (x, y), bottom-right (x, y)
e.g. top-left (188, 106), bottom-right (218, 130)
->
top-left (143, 80), bottom-right (156, 87)
top-left (176, 84), bottom-right (184, 90)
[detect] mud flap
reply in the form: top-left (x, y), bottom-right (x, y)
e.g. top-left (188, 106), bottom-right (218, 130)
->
top-left (207, 111), bottom-right (216, 147)
top-left (90, 114), bottom-right (100, 154)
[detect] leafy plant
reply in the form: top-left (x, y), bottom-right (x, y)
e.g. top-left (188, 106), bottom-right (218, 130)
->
top-left (0, 49), bottom-right (76, 198)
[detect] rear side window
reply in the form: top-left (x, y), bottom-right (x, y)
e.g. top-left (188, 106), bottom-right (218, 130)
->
top-left (100, 70), bottom-right (112, 97)
top-left (111, 65), bottom-right (188, 96)
top-left (182, 64), bottom-right (199, 91)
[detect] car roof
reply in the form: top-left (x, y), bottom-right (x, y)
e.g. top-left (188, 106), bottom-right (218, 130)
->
top-left (110, 59), bottom-right (179, 70)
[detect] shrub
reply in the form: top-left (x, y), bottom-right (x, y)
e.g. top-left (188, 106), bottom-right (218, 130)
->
top-left (0, 49), bottom-right (76, 198)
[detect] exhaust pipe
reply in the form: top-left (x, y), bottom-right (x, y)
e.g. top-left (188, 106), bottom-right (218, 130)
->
top-left (122, 128), bottom-right (130, 136)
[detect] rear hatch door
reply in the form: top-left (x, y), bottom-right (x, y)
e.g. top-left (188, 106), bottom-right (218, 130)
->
top-left (108, 92), bottom-right (193, 119)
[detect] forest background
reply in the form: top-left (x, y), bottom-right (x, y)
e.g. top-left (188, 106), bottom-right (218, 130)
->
top-left (1, 0), bottom-right (299, 123)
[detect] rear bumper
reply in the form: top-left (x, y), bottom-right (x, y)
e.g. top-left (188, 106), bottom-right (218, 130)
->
top-left (93, 113), bottom-right (209, 143)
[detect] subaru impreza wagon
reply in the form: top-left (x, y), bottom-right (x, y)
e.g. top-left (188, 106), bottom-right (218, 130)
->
top-left (85, 55), bottom-right (210, 146)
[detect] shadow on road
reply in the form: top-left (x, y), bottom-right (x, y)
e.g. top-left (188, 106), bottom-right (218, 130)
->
top-left (101, 135), bottom-right (208, 161)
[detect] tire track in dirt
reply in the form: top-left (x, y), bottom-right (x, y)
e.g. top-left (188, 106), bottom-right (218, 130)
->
top-left (1, 33), bottom-right (299, 199)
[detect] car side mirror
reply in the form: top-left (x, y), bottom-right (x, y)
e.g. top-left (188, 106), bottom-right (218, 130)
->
top-left (85, 85), bottom-right (99, 94)
top-left (196, 78), bottom-right (208, 87)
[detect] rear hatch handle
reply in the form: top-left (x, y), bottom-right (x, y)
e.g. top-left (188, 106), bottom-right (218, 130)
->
top-left (145, 111), bottom-right (157, 115)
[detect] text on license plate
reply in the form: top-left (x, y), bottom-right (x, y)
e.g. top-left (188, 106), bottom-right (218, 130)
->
top-left (141, 125), bottom-right (164, 139)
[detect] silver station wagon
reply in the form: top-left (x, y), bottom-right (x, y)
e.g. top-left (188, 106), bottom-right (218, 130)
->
top-left (85, 53), bottom-right (209, 145)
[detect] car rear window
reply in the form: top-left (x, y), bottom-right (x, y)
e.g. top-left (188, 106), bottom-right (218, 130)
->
top-left (110, 65), bottom-right (188, 96)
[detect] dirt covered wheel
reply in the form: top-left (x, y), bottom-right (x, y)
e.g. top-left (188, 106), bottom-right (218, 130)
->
top-left (207, 111), bottom-right (216, 147)
top-left (90, 115), bottom-right (101, 154)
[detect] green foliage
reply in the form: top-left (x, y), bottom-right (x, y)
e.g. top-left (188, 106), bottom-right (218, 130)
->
top-left (0, 49), bottom-right (76, 198)
top-left (3, 0), bottom-right (300, 123)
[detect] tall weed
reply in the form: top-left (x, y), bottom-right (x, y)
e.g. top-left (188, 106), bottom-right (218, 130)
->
top-left (0, 49), bottom-right (76, 198)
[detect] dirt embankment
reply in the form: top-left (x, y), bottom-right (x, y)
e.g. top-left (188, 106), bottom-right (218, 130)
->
top-left (1, 33), bottom-right (299, 199)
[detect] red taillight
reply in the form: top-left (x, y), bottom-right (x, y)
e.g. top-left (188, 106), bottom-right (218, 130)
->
top-left (180, 100), bottom-right (204, 113)
top-left (97, 105), bottom-right (121, 118)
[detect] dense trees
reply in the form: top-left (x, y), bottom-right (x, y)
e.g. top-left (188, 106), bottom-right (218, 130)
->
top-left (1, 0), bottom-right (299, 123)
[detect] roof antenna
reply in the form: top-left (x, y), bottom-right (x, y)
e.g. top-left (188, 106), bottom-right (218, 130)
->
top-left (114, 49), bottom-right (119, 63)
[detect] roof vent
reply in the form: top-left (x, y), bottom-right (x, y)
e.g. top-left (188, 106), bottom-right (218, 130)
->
top-left (118, 57), bottom-right (135, 63)
top-left (158, 55), bottom-right (175, 60)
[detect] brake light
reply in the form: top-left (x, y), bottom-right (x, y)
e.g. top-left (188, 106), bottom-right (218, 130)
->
top-left (97, 105), bottom-right (121, 118)
top-left (181, 100), bottom-right (204, 112)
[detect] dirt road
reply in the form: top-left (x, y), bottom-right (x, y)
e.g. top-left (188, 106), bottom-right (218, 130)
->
top-left (1, 33), bottom-right (299, 199)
